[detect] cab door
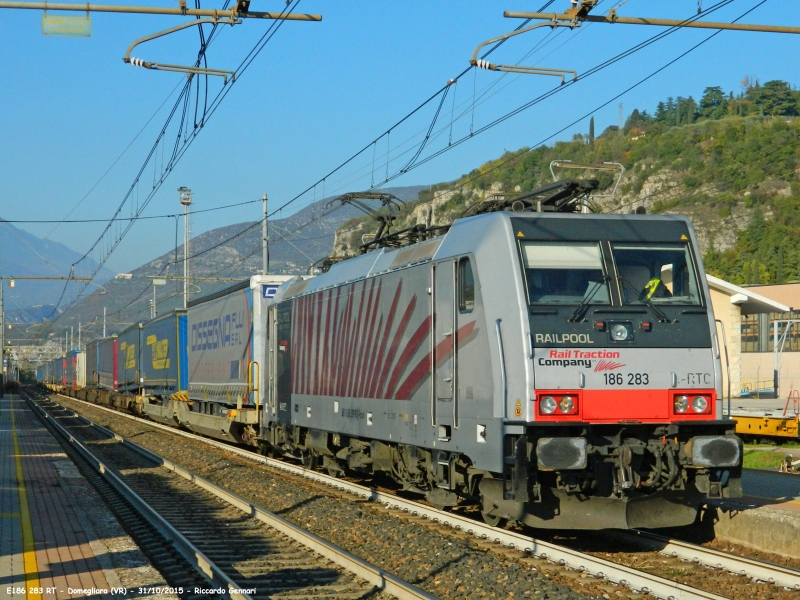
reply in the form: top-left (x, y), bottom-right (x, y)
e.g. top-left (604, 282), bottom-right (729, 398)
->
top-left (434, 258), bottom-right (459, 437)
top-left (275, 302), bottom-right (293, 424)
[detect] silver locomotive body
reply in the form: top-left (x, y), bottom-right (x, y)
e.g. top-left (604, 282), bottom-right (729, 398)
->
top-left (262, 211), bottom-right (742, 529)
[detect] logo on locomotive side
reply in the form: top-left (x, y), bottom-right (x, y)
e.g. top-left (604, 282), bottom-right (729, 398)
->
top-left (534, 333), bottom-right (594, 344)
top-left (537, 349), bottom-right (624, 370)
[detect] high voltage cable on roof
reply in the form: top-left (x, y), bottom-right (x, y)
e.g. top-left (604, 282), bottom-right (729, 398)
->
top-left (4, 197), bottom-right (262, 223)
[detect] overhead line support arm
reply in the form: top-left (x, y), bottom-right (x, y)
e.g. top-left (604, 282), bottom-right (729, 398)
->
top-left (0, 2), bottom-right (322, 20)
top-left (503, 11), bottom-right (800, 35)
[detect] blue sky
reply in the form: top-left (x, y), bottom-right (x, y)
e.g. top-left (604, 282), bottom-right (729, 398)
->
top-left (1, 0), bottom-right (798, 275)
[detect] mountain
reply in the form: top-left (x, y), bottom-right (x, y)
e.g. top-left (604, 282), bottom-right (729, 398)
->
top-left (334, 81), bottom-right (800, 288)
top-left (0, 220), bottom-right (114, 322)
top-left (36, 185), bottom-right (426, 340)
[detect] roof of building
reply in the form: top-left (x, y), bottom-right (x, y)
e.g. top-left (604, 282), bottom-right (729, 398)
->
top-left (707, 275), bottom-right (791, 314)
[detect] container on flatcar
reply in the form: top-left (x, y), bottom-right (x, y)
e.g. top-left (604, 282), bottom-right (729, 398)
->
top-left (85, 340), bottom-right (99, 387)
top-left (76, 351), bottom-right (86, 388)
top-left (118, 323), bottom-right (142, 394)
top-left (55, 354), bottom-right (66, 387)
top-left (156, 275), bottom-right (291, 443)
top-left (187, 280), bottom-right (253, 406)
top-left (140, 309), bottom-right (187, 397)
top-left (97, 336), bottom-right (118, 390)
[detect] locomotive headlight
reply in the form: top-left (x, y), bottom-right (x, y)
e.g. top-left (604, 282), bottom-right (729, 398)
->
top-left (610, 323), bottom-right (630, 341)
top-left (558, 395), bottom-right (575, 413)
top-left (691, 395), bottom-right (709, 413)
top-left (674, 395), bottom-right (689, 413)
top-left (540, 396), bottom-right (557, 414)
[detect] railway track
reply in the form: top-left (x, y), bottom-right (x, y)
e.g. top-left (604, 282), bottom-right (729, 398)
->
top-left (42, 389), bottom-right (800, 600)
top-left (26, 391), bottom-right (433, 600)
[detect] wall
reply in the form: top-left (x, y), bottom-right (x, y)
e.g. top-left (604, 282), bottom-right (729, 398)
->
top-left (709, 287), bottom-right (742, 398)
top-left (740, 352), bottom-right (800, 397)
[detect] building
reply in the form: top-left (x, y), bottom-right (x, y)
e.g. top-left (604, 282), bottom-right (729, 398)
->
top-left (707, 277), bottom-right (791, 399)
top-left (738, 282), bottom-right (800, 398)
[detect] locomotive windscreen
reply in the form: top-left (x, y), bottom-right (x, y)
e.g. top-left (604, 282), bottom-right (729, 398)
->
top-left (520, 241), bottom-right (610, 305)
top-left (611, 243), bottom-right (701, 305)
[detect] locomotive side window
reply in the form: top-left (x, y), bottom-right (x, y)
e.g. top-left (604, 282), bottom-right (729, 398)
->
top-left (520, 242), bottom-right (609, 305)
top-left (458, 257), bottom-right (475, 313)
top-left (611, 243), bottom-right (701, 305)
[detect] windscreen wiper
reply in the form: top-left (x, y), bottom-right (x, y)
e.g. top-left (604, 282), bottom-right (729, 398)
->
top-left (568, 278), bottom-right (608, 323)
top-left (617, 277), bottom-right (671, 323)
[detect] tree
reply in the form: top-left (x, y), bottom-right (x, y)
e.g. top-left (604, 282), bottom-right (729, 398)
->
top-left (747, 80), bottom-right (800, 116)
top-left (624, 108), bottom-right (648, 133)
top-left (700, 86), bottom-right (728, 119)
top-left (655, 101), bottom-right (668, 122)
top-left (589, 116), bottom-right (595, 144)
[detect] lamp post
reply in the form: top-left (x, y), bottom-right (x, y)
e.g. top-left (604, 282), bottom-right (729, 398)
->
top-left (178, 186), bottom-right (192, 309)
top-left (150, 278), bottom-right (167, 319)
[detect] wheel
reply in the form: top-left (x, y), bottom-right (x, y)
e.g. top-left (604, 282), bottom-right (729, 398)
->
top-left (481, 511), bottom-right (507, 528)
top-left (321, 455), bottom-right (344, 478)
top-left (301, 450), bottom-right (319, 470)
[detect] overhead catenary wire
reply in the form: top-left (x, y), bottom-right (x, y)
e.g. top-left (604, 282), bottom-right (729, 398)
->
top-left (45, 0), bottom-right (301, 321)
top-left (43, 0), bottom-right (562, 314)
top-left (50, 0), bottom-right (755, 327)
top-left (2, 197), bottom-right (263, 223)
top-left (98, 0), bottom-right (737, 290)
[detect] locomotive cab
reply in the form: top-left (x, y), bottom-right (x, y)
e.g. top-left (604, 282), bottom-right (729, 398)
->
top-left (475, 212), bottom-right (742, 529)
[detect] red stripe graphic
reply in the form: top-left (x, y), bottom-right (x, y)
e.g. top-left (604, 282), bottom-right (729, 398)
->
top-left (367, 280), bottom-right (403, 398)
top-left (328, 288), bottom-right (342, 396)
top-left (305, 294), bottom-right (314, 395)
top-left (296, 296), bottom-right (305, 394)
top-left (378, 296), bottom-right (417, 398)
top-left (336, 285), bottom-right (355, 396)
top-left (386, 314), bottom-right (431, 399)
top-left (394, 320), bottom-right (476, 400)
top-left (295, 296), bottom-right (304, 394)
top-left (344, 281), bottom-right (369, 397)
top-left (290, 298), bottom-right (297, 393)
top-left (358, 280), bottom-right (383, 397)
top-left (354, 279), bottom-right (378, 397)
top-left (321, 289), bottom-right (333, 396)
top-left (313, 293), bottom-right (323, 395)
top-left (361, 315), bottom-right (383, 398)
top-left (349, 279), bottom-right (373, 397)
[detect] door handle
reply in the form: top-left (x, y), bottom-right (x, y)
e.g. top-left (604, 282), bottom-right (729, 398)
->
top-left (443, 331), bottom-right (453, 337)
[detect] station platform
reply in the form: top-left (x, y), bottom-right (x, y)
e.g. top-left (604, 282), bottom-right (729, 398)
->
top-left (705, 468), bottom-right (800, 561)
top-left (1, 394), bottom-right (117, 599)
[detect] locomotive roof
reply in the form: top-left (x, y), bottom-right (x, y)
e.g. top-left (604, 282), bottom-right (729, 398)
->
top-left (282, 211), bottom-right (696, 300)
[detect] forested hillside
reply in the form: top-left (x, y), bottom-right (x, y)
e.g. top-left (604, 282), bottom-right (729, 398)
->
top-left (334, 79), bottom-right (800, 286)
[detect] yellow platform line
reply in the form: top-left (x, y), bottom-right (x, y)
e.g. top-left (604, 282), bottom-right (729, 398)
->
top-left (0, 512), bottom-right (21, 517)
top-left (10, 397), bottom-right (42, 600)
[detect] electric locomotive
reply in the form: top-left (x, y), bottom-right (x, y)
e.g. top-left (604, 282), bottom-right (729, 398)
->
top-left (261, 180), bottom-right (743, 530)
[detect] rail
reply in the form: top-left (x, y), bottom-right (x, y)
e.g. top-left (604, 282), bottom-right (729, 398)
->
top-left (26, 395), bottom-right (251, 600)
top-left (47, 391), bottom-right (800, 598)
top-left (36, 393), bottom-right (436, 600)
